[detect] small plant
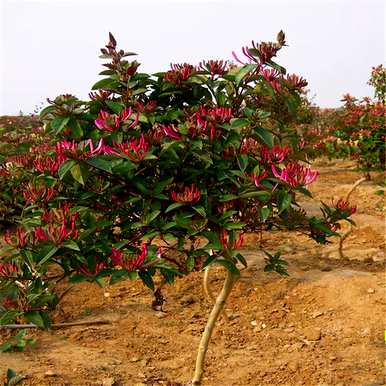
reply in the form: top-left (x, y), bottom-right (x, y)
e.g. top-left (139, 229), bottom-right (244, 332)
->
top-left (0, 330), bottom-right (35, 352)
top-left (3, 369), bottom-right (26, 386)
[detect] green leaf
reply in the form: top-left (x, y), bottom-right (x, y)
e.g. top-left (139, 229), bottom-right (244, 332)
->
top-left (138, 271), bottom-right (154, 290)
top-left (7, 369), bottom-right (17, 379)
top-left (154, 177), bottom-right (174, 194)
top-left (85, 157), bottom-right (113, 173)
top-left (165, 202), bottom-right (184, 213)
top-left (92, 78), bottom-right (117, 90)
top-left (38, 246), bottom-right (59, 266)
top-left (144, 210), bottom-right (161, 225)
top-left (192, 205), bottom-right (206, 217)
top-left (230, 118), bottom-right (249, 130)
top-left (219, 210), bottom-right (237, 221)
top-left (214, 259), bottom-right (240, 276)
top-left (159, 221), bottom-right (175, 232)
top-left (141, 230), bottom-right (160, 241)
top-left (223, 222), bottom-right (246, 230)
top-left (237, 155), bottom-right (249, 172)
top-left (0, 342), bottom-right (13, 352)
top-left (58, 160), bottom-right (77, 180)
top-left (109, 270), bottom-right (130, 285)
top-left (67, 119), bottom-right (83, 138)
top-left (39, 105), bottom-right (56, 118)
top-left (260, 206), bottom-right (271, 221)
top-left (235, 64), bottom-right (256, 85)
top-left (254, 127), bottom-right (274, 147)
top-left (51, 116), bottom-right (70, 134)
top-left (0, 311), bottom-right (22, 325)
top-left (62, 240), bottom-right (80, 251)
top-left (24, 311), bottom-right (50, 329)
top-left (240, 190), bottom-right (270, 200)
top-left (218, 194), bottom-right (238, 202)
top-left (105, 100), bottom-right (123, 114)
top-left (70, 163), bottom-right (86, 185)
top-left (202, 253), bottom-right (217, 268)
top-left (278, 191), bottom-right (292, 213)
top-left (235, 253), bottom-right (248, 268)
top-left (186, 255), bottom-right (195, 272)
top-left (267, 59), bottom-right (287, 75)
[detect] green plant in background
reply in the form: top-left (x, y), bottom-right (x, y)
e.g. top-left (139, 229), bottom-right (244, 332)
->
top-left (0, 329), bottom-right (35, 352)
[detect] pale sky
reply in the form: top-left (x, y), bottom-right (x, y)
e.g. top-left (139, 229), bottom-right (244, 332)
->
top-left (0, 0), bottom-right (385, 115)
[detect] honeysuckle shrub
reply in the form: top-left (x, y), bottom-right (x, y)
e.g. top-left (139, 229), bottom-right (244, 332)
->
top-left (368, 64), bottom-right (386, 104)
top-left (0, 32), bottom-right (353, 357)
top-left (323, 95), bottom-right (385, 172)
top-left (0, 116), bottom-right (46, 227)
top-left (303, 66), bottom-right (385, 173)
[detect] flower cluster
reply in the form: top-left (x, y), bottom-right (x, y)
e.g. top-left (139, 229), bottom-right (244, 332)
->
top-left (110, 243), bottom-right (148, 271)
top-left (95, 108), bottom-right (138, 132)
top-left (272, 162), bottom-right (319, 188)
top-left (114, 134), bottom-right (150, 161)
top-left (220, 230), bottom-right (244, 250)
top-left (334, 199), bottom-right (357, 215)
top-left (164, 63), bottom-right (195, 85)
top-left (171, 184), bottom-right (201, 204)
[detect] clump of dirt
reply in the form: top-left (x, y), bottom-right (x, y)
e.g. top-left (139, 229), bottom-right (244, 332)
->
top-left (1, 159), bottom-right (385, 386)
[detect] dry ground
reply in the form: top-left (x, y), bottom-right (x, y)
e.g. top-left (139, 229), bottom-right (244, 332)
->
top-left (1, 159), bottom-right (385, 386)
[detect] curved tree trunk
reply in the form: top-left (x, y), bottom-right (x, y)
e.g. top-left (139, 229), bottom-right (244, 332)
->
top-left (203, 266), bottom-right (229, 322)
top-left (192, 269), bottom-right (238, 385)
top-left (338, 176), bottom-right (369, 259)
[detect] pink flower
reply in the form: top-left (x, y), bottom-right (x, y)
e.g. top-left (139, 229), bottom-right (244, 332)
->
top-left (260, 145), bottom-right (291, 164)
top-left (220, 229), bottom-right (244, 250)
top-left (34, 226), bottom-right (50, 243)
top-left (110, 243), bottom-right (148, 271)
top-left (34, 210), bottom-right (79, 245)
top-left (164, 63), bottom-right (195, 85)
top-left (194, 106), bottom-right (233, 140)
top-left (271, 162), bottom-right (319, 188)
top-left (170, 184), bottom-right (201, 204)
top-left (33, 155), bottom-right (66, 175)
top-left (135, 100), bottom-right (157, 114)
top-left (334, 199), bottom-right (357, 215)
top-left (89, 90), bottom-right (112, 101)
top-left (114, 134), bottom-right (149, 161)
top-left (110, 248), bottom-right (123, 266)
top-left (95, 110), bottom-right (118, 132)
top-left (87, 138), bottom-right (119, 157)
top-left (240, 137), bottom-right (260, 155)
top-left (199, 60), bottom-right (228, 78)
top-left (78, 261), bottom-right (106, 276)
top-left (260, 68), bottom-right (282, 91)
top-left (160, 124), bottom-right (182, 140)
top-left (22, 183), bottom-right (56, 204)
top-left (3, 227), bottom-right (28, 248)
top-left (285, 74), bottom-right (308, 90)
top-left (0, 263), bottom-right (18, 277)
top-left (252, 170), bottom-right (269, 187)
top-left (95, 108), bottom-right (138, 132)
top-left (5, 154), bottom-right (32, 167)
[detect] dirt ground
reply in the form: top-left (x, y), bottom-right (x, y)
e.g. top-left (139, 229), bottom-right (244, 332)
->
top-left (1, 159), bottom-right (385, 386)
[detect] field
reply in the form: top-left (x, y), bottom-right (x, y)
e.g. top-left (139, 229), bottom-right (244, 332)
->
top-left (1, 157), bottom-right (385, 386)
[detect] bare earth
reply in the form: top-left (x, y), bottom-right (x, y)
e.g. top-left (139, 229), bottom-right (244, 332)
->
top-left (1, 159), bottom-right (385, 386)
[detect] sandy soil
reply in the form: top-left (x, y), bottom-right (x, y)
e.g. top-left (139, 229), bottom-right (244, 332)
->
top-left (1, 159), bottom-right (385, 386)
